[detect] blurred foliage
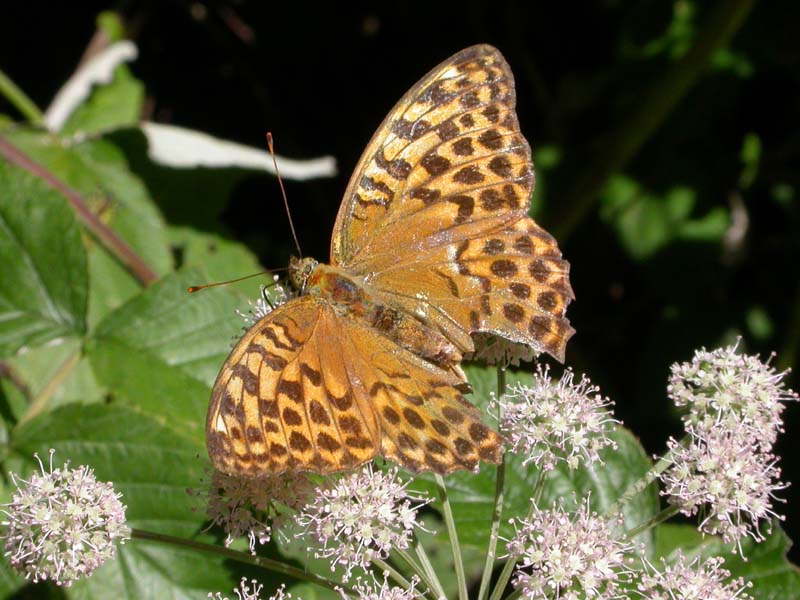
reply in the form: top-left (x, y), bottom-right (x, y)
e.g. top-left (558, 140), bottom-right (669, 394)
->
top-left (0, 1), bottom-right (798, 597)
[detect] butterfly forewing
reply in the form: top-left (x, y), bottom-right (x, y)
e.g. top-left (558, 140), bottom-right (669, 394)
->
top-left (330, 44), bottom-right (574, 361)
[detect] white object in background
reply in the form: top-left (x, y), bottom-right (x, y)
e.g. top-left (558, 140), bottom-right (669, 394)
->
top-left (140, 122), bottom-right (337, 180)
top-left (44, 41), bottom-right (138, 132)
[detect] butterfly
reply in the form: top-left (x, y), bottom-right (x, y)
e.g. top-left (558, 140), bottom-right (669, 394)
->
top-left (207, 44), bottom-right (574, 476)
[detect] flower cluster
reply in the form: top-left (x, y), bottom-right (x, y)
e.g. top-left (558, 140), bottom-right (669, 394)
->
top-left (667, 339), bottom-right (795, 449)
top-left (637, 552), bottom-right (752, 599)
top-left (237, 277), bottom-right (293, 328)
top-left (495, 365), bottom-right (618, 471)
top-left (661, 424), bottom-right (786, 550)
top-left (506, 496), bottom-right (635, 599)
top-left (191, 470), bottom-right (314, 554)
top-left (660, 340), bottom-right (796, 550)
top-left (295, 465), bottom-right (429, 581)
top-left (210, 579), bottom-right (297, 600)
top-left (339, 571), bottom-right (420, 600)
top-left (468, 333), bottom-right (538, 367)
top-left (1, 451), bottom-right (129, 587)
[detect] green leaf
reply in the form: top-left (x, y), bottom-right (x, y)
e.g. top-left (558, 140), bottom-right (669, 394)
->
top-left (168, 226), bottom-right (264, 284)
top-left (2, 339), bottom-right (103, 421)
top-left (6, 402), bottom-right (261, 598)
top-left (87, 270), bottom-right (248, 444)
top-left (654, 523), bottom-right (800, 599)
top-left (0, 161), bottom-right (88, 357)
top-left (61, 65), bottom-right (143, 136)
top-left (4, 129), bottom-right (171, 279)
top-left (601, 175), bottom-right (728, 259)
top-left (86, 237), bottom-right (142, 328)
top-left (71, 137), bottom-right (172, 276)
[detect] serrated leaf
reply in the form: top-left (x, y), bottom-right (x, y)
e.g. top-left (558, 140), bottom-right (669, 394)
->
top-left (542, 427), bottom-right (659, 549)
top-left (86, 239), bottom-right (142, 328)
top-left (87, 270), bottom-right (248, 443)
top-left (0, 161), bottom-right (88, 357)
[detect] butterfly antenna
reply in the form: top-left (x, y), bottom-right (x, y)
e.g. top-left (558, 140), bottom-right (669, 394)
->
top-left (188, 270), bottom-right (272, 293)
top-left (267, 132), bottom-right (302, 258)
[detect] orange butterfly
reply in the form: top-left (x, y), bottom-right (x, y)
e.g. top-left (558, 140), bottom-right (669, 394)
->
top-left (207, 45), bottom-right (574, 476)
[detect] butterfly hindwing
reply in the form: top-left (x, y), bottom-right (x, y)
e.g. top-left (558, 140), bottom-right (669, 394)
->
top-left (340, 318), bottom-right (503, 473)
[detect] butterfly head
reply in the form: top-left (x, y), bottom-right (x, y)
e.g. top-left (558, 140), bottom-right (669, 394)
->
top-left (288, 256), bottom-right (319, 294)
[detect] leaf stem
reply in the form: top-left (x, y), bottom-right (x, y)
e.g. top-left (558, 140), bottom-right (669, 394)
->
top-left (130, 528), bottom-right (352, 595)
top-left (0, 68), bottom-right (43, 124)
top-left (18, 349), bottom-right (80, 426)
top-left (435, 473), bottom-right (467, 600)
top-left (477, 366), bottom-right (507, 600)
top-left (0, 135), bottom-right (158, 285)
top-left (549, 0), bottom-right (757, 241)
top-left (606, 442), bottom-right (679, 516)
top-left (625, 504), bottom-right (681, 541)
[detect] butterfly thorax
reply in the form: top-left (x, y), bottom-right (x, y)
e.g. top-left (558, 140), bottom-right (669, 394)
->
top-left (288, 256), bottom-right (461, 366)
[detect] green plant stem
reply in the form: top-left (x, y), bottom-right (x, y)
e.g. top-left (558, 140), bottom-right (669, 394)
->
top-left (0, 69), bottom-right (43, 124)
top-left (409, 536), bottom-right (447, 600)
top-left (130, 528), bottom-right (352, 595)
top-left (626, 505), bottom-right (681, 541)
top-left (435, 473), bottom-right (468, 600)
top-left (477, 366), bottom-right (507, 600)
top-left (394, 545), bottom-right (444, 600)
top-left (372, 557), bottom-right (415, 593)
top-left (549, 0), bottom-right (757, 241)
top-left (606, 443), bottom-right (678, 517)
top-left (488, 469), bottom-right (546, 600)
top-left (0, 135), bottom-right (158, 285)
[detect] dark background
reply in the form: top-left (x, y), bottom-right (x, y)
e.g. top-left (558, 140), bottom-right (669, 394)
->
top-left (2, 0), bottom-right (799, 562)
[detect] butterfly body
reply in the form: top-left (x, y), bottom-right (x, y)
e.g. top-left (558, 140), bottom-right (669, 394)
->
top-left (296, 257), bottom-right (464, 366)
top-left (207, 45), bottom-right (574, 476)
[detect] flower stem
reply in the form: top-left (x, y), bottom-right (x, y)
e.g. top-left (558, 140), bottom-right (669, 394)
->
top-left (477, 366), bottom-right (507, 600)
top-left (409, 536), bottom-right (447, 599)
top-left (372, 557), bottom-right (415, 593)
top-left (435, 473), bottom-right (467, 600)
top-left (394, 545), bottom-right (444, 600)
top-left (489, 469), bottom-right (545, 600)
top-left (0, 68), bottom-right (43, 124)
top-left (130, 528), bottom-right (352, 595)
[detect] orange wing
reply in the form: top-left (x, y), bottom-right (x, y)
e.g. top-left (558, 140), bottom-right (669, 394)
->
top-left (207, 296), bottom-right (380, 475)
top-left (330, 44), bottom-right (574, 361)
top-left (207, 295), bottom-right (501, 475)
